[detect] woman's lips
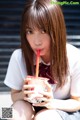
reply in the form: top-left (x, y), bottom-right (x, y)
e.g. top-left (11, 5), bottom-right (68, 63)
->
top-left (35, 49), bottom-right (43, 55)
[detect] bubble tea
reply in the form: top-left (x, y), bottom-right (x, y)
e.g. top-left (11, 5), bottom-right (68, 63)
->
top-left (26, 76), bottom-right (49, 104)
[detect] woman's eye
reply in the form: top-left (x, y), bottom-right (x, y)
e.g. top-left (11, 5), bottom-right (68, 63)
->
top-left (41, 29), bottom-right (46, 34)
top-left (26, 29), bottom-right (33, 34)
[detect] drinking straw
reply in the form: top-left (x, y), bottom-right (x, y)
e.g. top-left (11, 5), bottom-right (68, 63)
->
top-left (35, 50), bottom-right (40, 77)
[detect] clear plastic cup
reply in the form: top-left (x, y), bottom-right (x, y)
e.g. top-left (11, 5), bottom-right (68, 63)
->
top-left (26, 76), bottom-right (49, 104)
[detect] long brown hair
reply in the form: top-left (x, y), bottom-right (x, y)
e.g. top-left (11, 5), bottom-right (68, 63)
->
top-left (20, 0), bottom-right (68, 88)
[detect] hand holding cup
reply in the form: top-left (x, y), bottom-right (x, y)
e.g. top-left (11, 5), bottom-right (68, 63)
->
top-left (23, 76), bottom-right (49, 104)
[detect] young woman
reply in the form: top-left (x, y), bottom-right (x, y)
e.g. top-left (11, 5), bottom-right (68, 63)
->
top-left (4, 0), bottom-right (80, 120)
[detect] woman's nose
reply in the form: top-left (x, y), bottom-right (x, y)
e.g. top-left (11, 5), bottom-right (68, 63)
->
top-left (34, 34), bottom-right (42, 46)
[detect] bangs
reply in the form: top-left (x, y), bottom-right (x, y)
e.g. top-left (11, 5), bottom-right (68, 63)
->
top-left (24, 4), bottom-right (49, 31)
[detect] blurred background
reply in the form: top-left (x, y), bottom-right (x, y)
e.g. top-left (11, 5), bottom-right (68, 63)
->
top-left (0, 0), bottom-right (80, 92)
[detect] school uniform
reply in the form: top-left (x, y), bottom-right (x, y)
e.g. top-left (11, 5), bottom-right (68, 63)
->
top-left (4, 43), bottom-right (80, 120)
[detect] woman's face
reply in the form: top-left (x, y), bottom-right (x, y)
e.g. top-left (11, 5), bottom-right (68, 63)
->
top-left (26, 28), bottom-right (51, 62)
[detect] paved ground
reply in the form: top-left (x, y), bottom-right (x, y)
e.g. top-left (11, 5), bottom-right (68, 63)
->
top-left (0, 92), bottom-right (13, 119)
top-left (0, 92), bottom-right (12, 107)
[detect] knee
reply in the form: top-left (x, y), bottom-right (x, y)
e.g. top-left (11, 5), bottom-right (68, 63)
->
top-left (13, 100), bottom-right (32, 110)
top-left (34, 109), bottom-right (62, 120)
top-left (12, 100), bottom-right (34, 120)
top-left (34, 109), bottom-right (48, 120)
top-left (13, 100), bottom-right (33, 114)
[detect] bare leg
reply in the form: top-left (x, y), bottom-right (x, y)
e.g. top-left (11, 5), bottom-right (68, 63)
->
top-left (11, 100), bottom-right (35, 120)
top-left (34, 109), bottom-right (63, 120)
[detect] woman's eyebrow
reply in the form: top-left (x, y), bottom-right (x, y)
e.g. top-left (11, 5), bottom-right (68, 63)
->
top-left (25, 27), bottom-right (33, 32)
top-left (26, 27), bottom-right (32, 30)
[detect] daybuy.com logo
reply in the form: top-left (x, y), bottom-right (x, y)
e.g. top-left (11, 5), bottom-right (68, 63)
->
top-left (51, 1), bottom-right (79, 5)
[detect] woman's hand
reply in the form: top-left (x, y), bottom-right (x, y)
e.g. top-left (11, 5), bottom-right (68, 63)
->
top-left (32, 81), bottom-right (54, 109)
top-left (22, 78), bottom-right (35, 102)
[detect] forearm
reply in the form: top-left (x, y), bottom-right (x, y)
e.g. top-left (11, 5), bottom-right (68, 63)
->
top-left (11, 90), bottom-right (24, 103)
top-left (49, 99), bottom-right (80, 112)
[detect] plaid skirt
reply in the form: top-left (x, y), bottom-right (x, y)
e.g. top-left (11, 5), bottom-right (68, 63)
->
top-left (56, 110), bottom-right (80, 120)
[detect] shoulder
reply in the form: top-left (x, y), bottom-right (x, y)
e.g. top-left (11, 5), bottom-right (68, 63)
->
top-left (66, 43), bottom-right (80, 55)
top-left (9, 48), bottom-right (25, 67)
top-left (66, 43), bottom-right (80, 73)
top-left (11, 49), bottom-right (22, 59)
top-left (11, 49), bottom-right (24, 62)
top-left (66, 43), bottom-right (80, 61)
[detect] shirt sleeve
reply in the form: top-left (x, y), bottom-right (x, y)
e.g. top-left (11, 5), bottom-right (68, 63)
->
top-left (70, 56), bottom-right (80, 97)
top-left (4, 50), bottom-right (24, 90)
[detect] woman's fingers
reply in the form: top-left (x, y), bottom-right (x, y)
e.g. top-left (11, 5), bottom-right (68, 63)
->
top-left (23, 78), bottom-right (53, 103)
top-left (23, 84), bottom-right (35, 90)
top-left (24, 90), bottom-right (34, 94)
top-left (22, 83), bottom-right (36, 101)
top-left (24, 96), bottom-right (34, 102)
top-left (39, 88), bottom-right (53, 99)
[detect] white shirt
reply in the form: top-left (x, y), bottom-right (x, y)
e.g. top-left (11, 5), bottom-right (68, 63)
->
top-left (4, 43), bottom-right (80, 99)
